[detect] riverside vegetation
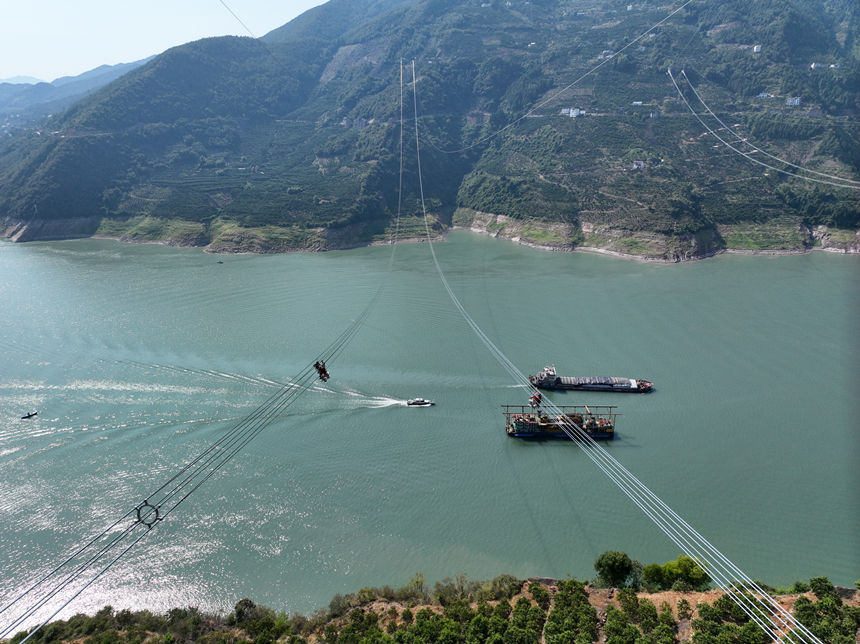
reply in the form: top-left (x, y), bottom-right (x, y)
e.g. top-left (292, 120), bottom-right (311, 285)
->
top-left (7, 553), bottom-right (859, 644)
top-left (0, 0), bottom-right (858, 259)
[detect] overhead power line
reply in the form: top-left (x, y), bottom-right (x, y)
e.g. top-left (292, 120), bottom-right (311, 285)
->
top-left (678, 70), bottom-right (860, 186)
top-left (669, 68), bottom-right (860, 191)
top-left (1, 65), bottom-right (411, 644)
top-left (218, 0), bottom-right (259, 39)
top-left (408, 59), bottom-right (823, 644)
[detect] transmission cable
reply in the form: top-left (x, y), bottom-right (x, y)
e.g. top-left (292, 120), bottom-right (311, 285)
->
top-left (679, 70), bottom-right (860, 186)
top-left (668, 68), bottom-right (859, 190)
top-left (408, 59), bottom-right (822, 644)
top-left (1, 364), bottom-right (314, 640)
top-left (217, 0), bottom-right (259, 38)
top-left (1, 61), bottom-right (410, 644)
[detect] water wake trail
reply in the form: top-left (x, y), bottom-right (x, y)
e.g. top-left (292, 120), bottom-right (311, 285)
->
top-left (310, 386), bottom-right (407, 409)
top-left (115, 360), bottom-right (288, 390)
top-left (0, 413), bottom-right (246, 446)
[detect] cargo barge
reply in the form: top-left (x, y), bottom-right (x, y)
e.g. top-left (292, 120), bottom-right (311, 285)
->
top-left (504, 404), bottom-right (618, 440)
top-left (528, 365), bottom-right (653, 393)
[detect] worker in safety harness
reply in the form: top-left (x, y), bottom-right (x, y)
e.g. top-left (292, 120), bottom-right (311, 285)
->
top-left (314, 360), bottom-right (330, 382)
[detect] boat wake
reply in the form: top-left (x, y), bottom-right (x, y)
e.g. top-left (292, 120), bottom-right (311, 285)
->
top-left (0, 412), bottom-right (247, 445)
top-left (370, 397), bottom-right (408, 408)
top-left (117, 360), bottom-right (287, 390)
top-left (335, 389), bottom-right (404, 408)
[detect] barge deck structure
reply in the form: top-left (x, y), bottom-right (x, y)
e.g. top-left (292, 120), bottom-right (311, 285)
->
top-left (529, 365), bottom-right (653, 393)
top-left (504, 404), bottom-right (618, 440)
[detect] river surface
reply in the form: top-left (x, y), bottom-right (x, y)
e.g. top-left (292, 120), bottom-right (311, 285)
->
top-left (0, 233), bottom-right (857, 625)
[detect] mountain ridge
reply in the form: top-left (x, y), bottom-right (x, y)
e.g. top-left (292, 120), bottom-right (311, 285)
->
top-left (0, 76), bottom-right (44, 85)
top-left (1, 0), bottom-right (857, 259)
top-left (0, 58), bottom-right (151, 124)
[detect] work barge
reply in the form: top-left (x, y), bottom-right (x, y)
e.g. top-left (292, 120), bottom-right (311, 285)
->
top-left (504, 404), bottom-right (618, 440)
top-left (529, 365), bottom-right (653, 393)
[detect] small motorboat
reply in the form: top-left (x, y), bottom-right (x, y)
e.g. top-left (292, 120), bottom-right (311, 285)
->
top-left (20, 411), bottom-right (38, 419)
top-left (407, 398), bottom-right (435, 407)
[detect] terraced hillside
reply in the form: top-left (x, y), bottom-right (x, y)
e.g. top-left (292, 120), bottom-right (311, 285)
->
top-left (1, 0), bottom-right (857, 258)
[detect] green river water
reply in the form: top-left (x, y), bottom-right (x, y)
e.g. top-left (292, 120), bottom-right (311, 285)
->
top-left (0, 232), bottom-right (857, 624)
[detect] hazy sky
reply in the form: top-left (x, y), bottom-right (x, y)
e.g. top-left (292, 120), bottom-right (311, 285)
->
top-left (0, 0), bottom-right (328, 82)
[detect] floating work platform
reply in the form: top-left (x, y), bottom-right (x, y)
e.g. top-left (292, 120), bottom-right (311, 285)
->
top-left (529, 365), bottom-right (653, 393)
top-left (503, 404), bottom-right (618, 440)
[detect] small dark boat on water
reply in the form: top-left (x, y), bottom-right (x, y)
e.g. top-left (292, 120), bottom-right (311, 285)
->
top-left (20, 411), bottom-right (38, 419)
top-left (407, 398), bottom-right (435, 407)
top-left (529, 365), bottom-right (653, 393)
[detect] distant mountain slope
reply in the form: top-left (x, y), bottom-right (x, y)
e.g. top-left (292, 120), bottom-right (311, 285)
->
top-left (0, 76), bottom-right (43, 84)
top-left (0, 59), bottom-right (150, 123)
top-left (1, 0), bottom-right (857, 257)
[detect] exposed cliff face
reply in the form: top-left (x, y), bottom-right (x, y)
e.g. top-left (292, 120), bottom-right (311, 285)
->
top-left (6, 211), bottom-right (857, 261)
top-left (812, 225), bottom-right (860, 253)
top-left (454, 208), bottom-right (859, 261)
top-left (453, 209), bottom-right (580, 251)
top-left (455, 207), bottom-right (721, 262)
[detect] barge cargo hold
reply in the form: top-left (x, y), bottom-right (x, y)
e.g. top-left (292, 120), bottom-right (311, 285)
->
top-left (504, 404), bottom-right (618, 440)
top-left (528, 365), bottom-right (653, 393)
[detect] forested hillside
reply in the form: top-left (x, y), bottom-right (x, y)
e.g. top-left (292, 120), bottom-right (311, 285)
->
top-left (8, 573), bottom-right (860, 644)
top-left (0, 0), bottom-right (857, 258)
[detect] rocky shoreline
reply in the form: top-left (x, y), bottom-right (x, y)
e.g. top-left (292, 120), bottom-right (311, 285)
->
top-left (3, 213), bottom-right (858, 261)
top-left (452, 209), bottom-right (860, 262)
